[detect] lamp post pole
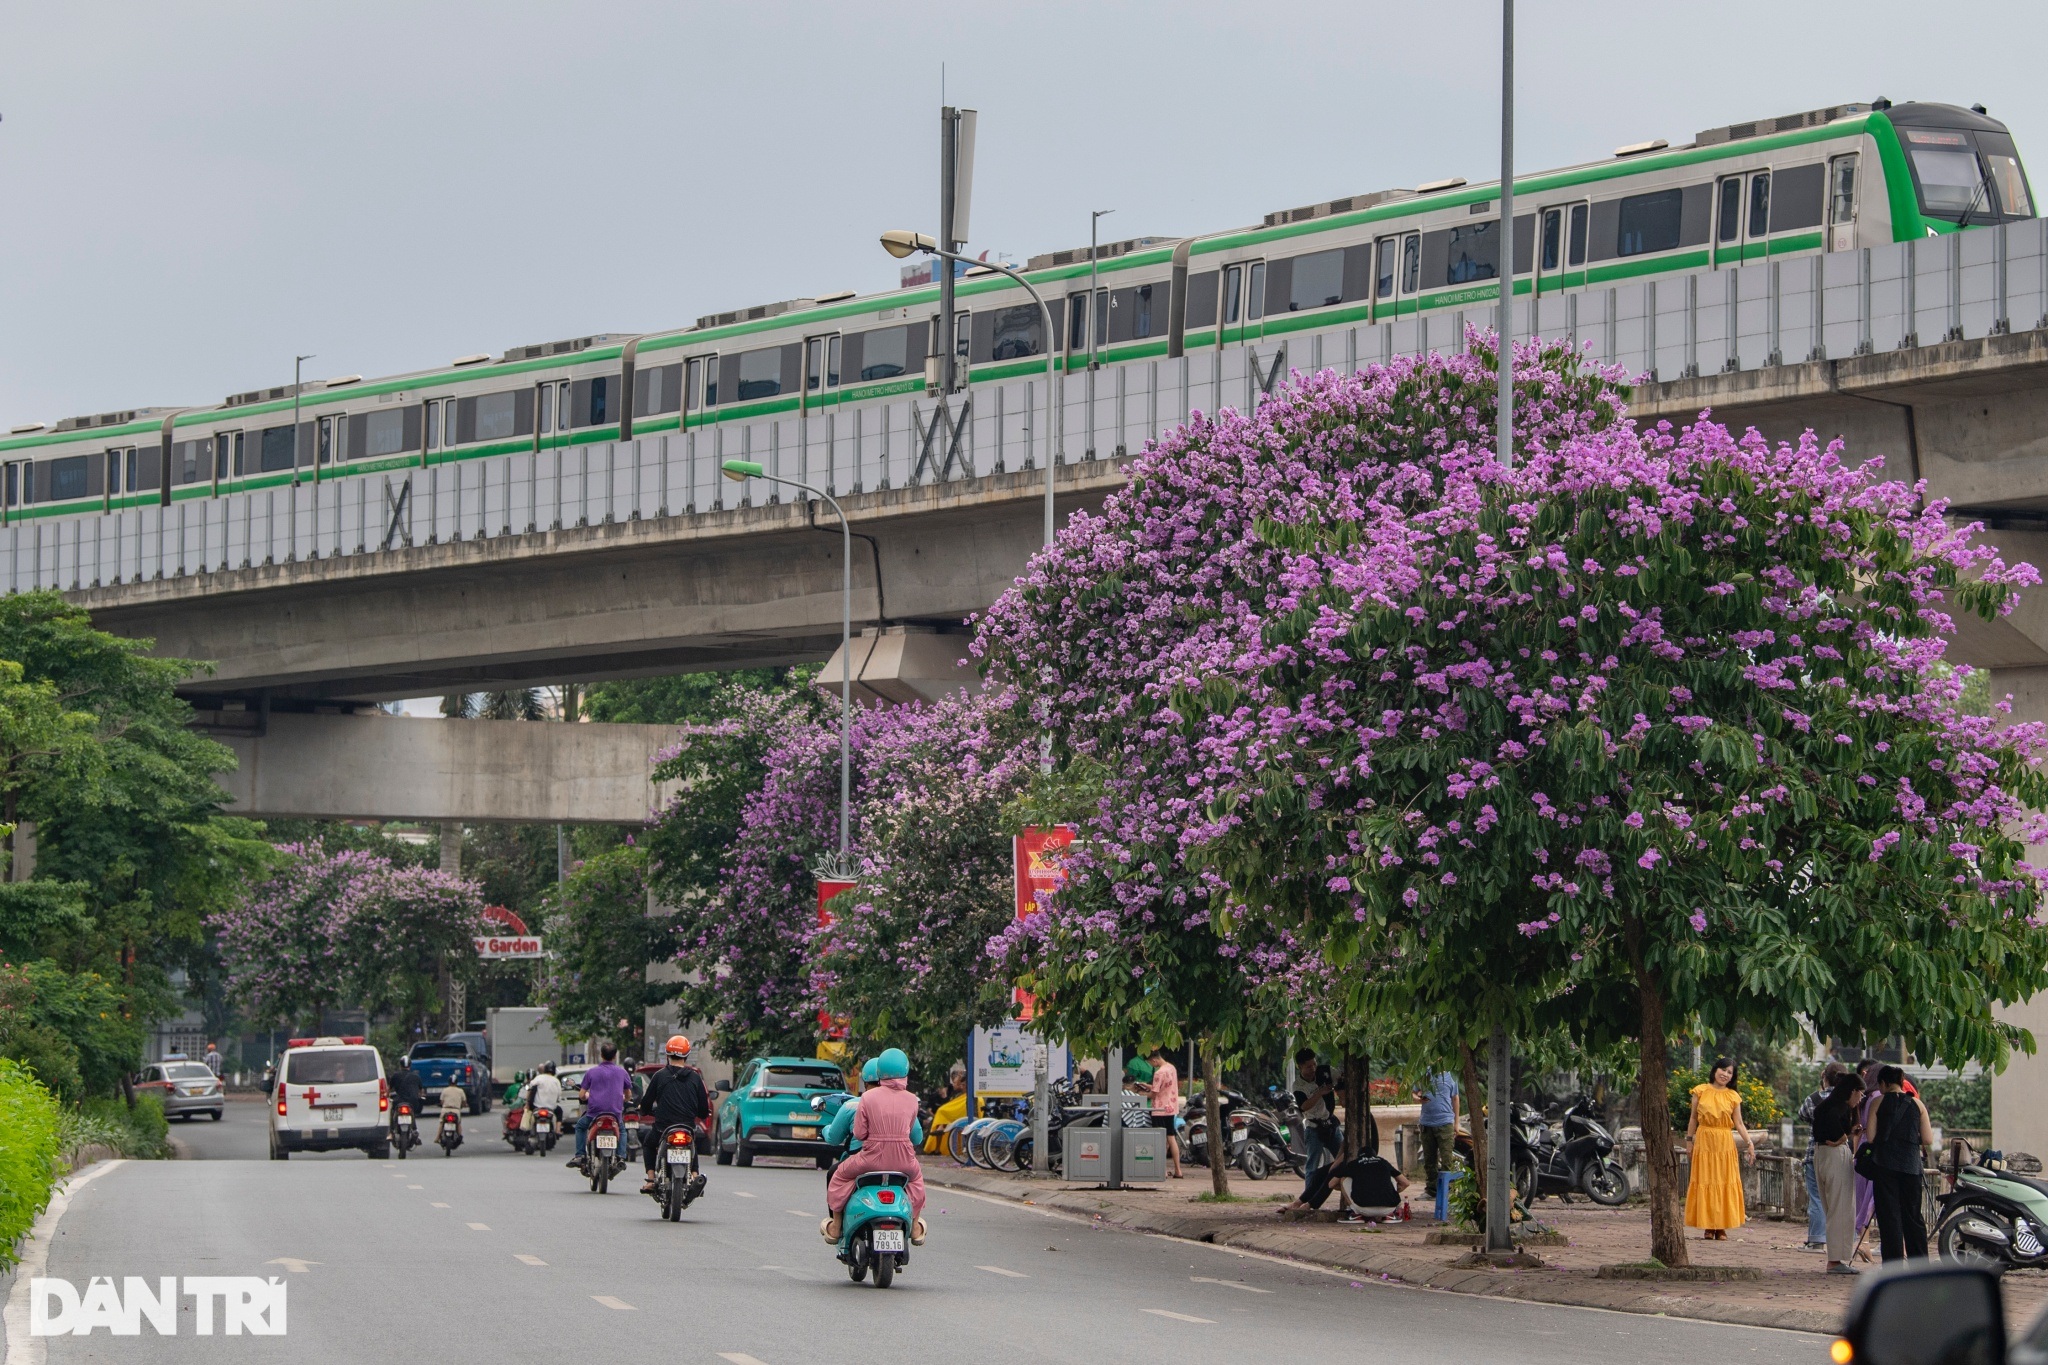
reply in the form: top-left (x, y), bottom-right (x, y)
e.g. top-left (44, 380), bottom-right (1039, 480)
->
top-left (882, 234), bottom-right (1059, 549)
top-left (722, 460), bottom-right (853, 872)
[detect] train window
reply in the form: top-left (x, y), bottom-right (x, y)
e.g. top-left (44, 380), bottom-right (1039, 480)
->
top-left (107, 450), bottom-right (123, 494)
top-left (1444, 221), bottom-right (1499, 284)
top-left (1064, 293), bottom-right (1088, 350)
top-left (259, 424), bottom-right (297, 473)
top-left (357, 409), bottom-right (408, 459)
top-left (170, 441), bottom-right (206, 486)
top-left (424, 401), bottom-right (440, 450)
top-left (1831, 155), bottom-right (1859, 225)
top-left (1246, 262), bottom-right (1265, 321)
top-left (732, 348), bottom-right (783, 401)
top-left (1400, 234), bottom-right (1421, 292)
top-left (17, 463), bottom-right (29, 504)
top-left (1539, 211), bottom-right (1562, 271)
top-left (1616, 188), bottom-right (1685, 257)
top-left (318, 416), bottom-right (334, 465)
top-left (1747, 174), bottom-right (1771, 238)
top-left (973, 304), bottom-right (1045, 362)
top-left (634, 363), bottom-right (683, 415)
top-left (1986, 153), bottom-right (2032, 218)
top-left (1286, 249), bottom-right (1345, 312)
top-left (5, 465), bottom-right (15, 506)
top-left (1768, 164), bottom-right (1824, 232)
top-left (1566, 208), bottom-right (1587, 267)
top-left (568, 375), bottom-right (614, 427)
top-left (1107, 285), bottom-right (1165, 341)
top-left (685, 356), bottom-right (714, 409)
top-left (1222, 266), bottom-right (1242, 325)
top-left (1717, 178), bottom-right (1742, 242)
top-left (1181, 272), bottom-right (1217, 328)
top-left (855, 325), bottom-right (914, 381)
top-left (1375, 237), bottom-right (1399, 297)
top-left (231, 431), bottom-right (245, 477)
top-left (48, 455), bottom-right (89, 502)
top-left (827, 336), bottom-right (841, 386)
top-left (535, 385), bottom-right (552, 434)
top-left (464, 390), bottom-right (526, 443)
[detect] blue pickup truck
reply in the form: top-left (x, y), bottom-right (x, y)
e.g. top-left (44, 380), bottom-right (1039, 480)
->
top-left (404, 1039), bottom-right (493, 1115)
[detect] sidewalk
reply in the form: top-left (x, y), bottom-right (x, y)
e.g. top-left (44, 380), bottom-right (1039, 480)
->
top-left (925, 1165), bottom-right (2048, 1335)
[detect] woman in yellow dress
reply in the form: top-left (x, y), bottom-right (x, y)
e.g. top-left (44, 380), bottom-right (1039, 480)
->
top-left (1684, 1056), bottom-right (1756, 1239)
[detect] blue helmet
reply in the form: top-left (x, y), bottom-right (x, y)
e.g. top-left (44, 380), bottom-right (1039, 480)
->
top-left (877, 1048), bottom-right (910, 1080)
top-left (860, 1059), bottom-right (880, 1085)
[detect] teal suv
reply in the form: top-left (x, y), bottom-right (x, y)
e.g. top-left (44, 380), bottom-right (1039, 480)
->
top-left (714, 1057), bottom-right (850, 1167)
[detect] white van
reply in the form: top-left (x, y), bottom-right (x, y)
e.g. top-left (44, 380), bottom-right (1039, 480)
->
top-left (270, 1037), bottom-right (389, 1160)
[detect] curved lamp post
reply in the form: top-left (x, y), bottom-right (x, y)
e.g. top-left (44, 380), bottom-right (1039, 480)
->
top-left (879, 230), bottom-right (1060, 549)
top-left (722, 458), bottom-right (854, 880)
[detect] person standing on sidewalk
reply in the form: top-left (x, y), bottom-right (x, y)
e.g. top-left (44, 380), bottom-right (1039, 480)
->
top-left (1796, 1061), bottom-right (1848, 1250)
top-left (1868, 1065), bottom-right (1935, 1262)
top-left (1683, 1056), bottom-right (1755, 1240)
top-left (1810, 1072), bottom-right (1865, 1274)
top-left (1140, 1047), bottom-right (1185, 1178)
top-left (1413, 1069), bottom-right (1459, 1193)
top-left (1294, 1049), bottom-right (1341, 1191)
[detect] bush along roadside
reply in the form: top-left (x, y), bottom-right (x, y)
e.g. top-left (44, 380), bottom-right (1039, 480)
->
top-left (62, 1093), bottom-right (172, 1161)
top-left (0, 1058), bottom-right (64, 1270)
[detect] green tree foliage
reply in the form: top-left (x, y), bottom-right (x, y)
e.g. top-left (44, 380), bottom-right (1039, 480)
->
top-left (536, 845), bottom-right (674, 1045)
top-left (0, 960), bottom-right (145, 1101)
top-left (1919, 1071), bottom-right (1992, 1131)
top-left (583, 668), bottom-right (809, 726)
top-left (0, 1058), bottom-right (62, 1270)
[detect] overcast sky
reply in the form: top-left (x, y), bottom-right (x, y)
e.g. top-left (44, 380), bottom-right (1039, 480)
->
top-left (2, 1), bottom-right (2044, 430)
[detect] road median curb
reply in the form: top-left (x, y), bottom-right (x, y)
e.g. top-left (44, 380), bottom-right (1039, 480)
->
top-left (922, 1166), bottom-right (1835, 1335)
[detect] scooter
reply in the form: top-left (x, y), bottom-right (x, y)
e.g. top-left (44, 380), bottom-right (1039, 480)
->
top-left (1933, 1143), bottom-right (2048, 1269)
top-left (1515, 1098), bottom-right (1629, 1206)
top-left (834, 1170), bottom-right (915, 1289)
top-left (584, 1114), bottom-right (631, 1194)
top-left (531, 1105), bottom-right (558, 1155)
top-left (645, 1123), bottom-right (708, 1220)
top-left (392, 1104), bottom-right (419, 1160)
top-left (437, 1110), bottom-right (463, 1157)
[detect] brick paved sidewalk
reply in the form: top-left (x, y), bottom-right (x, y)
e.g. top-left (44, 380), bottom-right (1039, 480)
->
top-left (925, 1164), bottom-right (2048, 1335)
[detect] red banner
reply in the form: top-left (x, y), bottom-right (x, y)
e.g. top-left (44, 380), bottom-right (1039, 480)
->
top-left (1012, 827), bottom-right (1075, 1020)
top-left (815, 878), bottom-right (856, 1037)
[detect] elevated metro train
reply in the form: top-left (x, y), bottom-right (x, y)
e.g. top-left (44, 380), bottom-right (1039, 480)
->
top-left (1, 98), bottom-right (2030, 533)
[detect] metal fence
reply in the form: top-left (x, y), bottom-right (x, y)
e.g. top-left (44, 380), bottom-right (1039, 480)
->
top-left (22, 219), bottom-right (2048, 596)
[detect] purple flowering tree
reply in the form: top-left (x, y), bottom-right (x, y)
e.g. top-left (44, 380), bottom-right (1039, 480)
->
top-left (1188, 345), bottom-right (2048, 1265)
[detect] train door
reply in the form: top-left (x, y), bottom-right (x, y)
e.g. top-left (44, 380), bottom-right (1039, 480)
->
top-left (1715, 168), bottom-right (1772, 266)
top-left (1827, 153), bottom-right (1860, 252)
top-left (803, 334), bottom-right (840, 407)
top-left (1219, 260), bottom-right (1266, 347)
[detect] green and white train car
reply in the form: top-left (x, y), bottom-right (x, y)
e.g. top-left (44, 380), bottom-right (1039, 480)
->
top-left (1, 99), bottom-right (2036, 587)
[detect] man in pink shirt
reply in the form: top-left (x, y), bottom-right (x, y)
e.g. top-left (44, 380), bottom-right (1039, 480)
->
top-left (1143, 1046), bottom-right (1185, 1178)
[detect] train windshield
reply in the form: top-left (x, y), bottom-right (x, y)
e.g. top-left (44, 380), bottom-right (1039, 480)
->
top-left (1904, 127), bottom-right (2034, 224)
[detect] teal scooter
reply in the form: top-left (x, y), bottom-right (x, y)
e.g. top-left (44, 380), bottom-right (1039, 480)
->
top-left (1933, 1144), bottom-right (2048, 1269)
top-left (834, 1171), bottom-right (914, 1288)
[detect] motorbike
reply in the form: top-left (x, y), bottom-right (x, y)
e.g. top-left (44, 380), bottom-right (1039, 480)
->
top-left (1511, 1098), bottom-right (1629, 1206)
top-left (646, 1123), bottom-right (707, 1221)
top-left (392, 1104), bottom-right (419, 1160)
top-left (531, 1105), bottom-right (558, 1155)
top-left (834, 1170), bottom-right (915, 1289)
top-left (1181, 1089), bottom-right (1251, 1173)
top-left (1933, 1143), bottom-right (2048, 1269)
top-left (437, 1110), bottom-right (463, 1157)
top-left (1237, 1092), bottom-right (1306, 1181)
top-left (584, 1113), bottom-right (631, 1194)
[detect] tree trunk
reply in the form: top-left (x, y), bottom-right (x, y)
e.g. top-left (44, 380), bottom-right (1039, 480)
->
top-left (1202, 1037), bottom-right (1230, 1198)
top-left (1340, 1055), bottom-right (1372, 1160)
top-left (1626, 913), bottom-right (1689, 1268)
top-left (1459, 1040), bottom-right (1487, 1204)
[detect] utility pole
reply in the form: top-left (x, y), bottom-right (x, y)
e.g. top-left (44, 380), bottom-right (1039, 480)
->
top-left (936, 107), bottom-right (977, 394)
top-left (1486, 0), bottom-right (1517, 1262)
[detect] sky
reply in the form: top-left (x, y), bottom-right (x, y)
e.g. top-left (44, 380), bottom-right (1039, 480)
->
top-left (3, 1), bottom-right (2046, 433)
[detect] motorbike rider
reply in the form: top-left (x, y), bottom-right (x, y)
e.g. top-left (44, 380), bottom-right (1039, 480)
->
top-left (389, 1058), bottom-right (426, 1138)
top-left (822, 1059), bottom-right (883, 1156)
top-left (437, 1078), bottom-right (467, 1118)
top-left (522, 1061), bottom-right (562, 1135)
top-left (822, 1047), bottom-right (927, 1246)
top-left (638, 1035), bottom-right (710, 1192)
top-left (570, 1041), bottom-right (631, 1169)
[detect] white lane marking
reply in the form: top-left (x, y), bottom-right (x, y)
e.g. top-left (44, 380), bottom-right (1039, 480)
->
top-left (467, 1222), bottom-right (490, 1231)
top-left (3, 1159), bottom-right (124, 1365)
top-left (977, 1265), bottom-right (1030, 1278)
top-left (592, 1295), bottom-right (635, 1310)
top-left (406, 1184), bottom-right (424, 1190)
top-left (1191, 1275), bottom-right (1272, 1293)
top-left (755, 1265), bottom-right (784, 1270)
top-left (265, 1258), bottom-right (321, 1273)
top-left (719, 1355), bottom-right (772, 1365)
top-left (1144, 1309), bottom-right (1215, 1324)
top-left (731, 1190), bottom-right (757, 1198)
top-left (784, 1209), bottom-right (813, 1217)
top-left (430, 1202), bottom-right (450, 1208)
top-left (515, 1255), bottom-right (547, 1266)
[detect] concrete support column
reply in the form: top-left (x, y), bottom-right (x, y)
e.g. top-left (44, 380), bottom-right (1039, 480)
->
top-left (1992, 666), bottom-right (2048, 1156)
top-left (439, 821), bottom-right (462, 877)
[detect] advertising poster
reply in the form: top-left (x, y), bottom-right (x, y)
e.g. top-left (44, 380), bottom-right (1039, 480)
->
top-left (815, 878), bottom-right (856, 1038)
top-left (969, 1020), bottom-right (1069, 1098)
top-left (1012, 826), bottom-right (1075, 1020)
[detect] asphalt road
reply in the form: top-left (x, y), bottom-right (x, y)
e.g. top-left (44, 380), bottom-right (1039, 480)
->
top-left (29, 1101), bottom-right (1827, 1364)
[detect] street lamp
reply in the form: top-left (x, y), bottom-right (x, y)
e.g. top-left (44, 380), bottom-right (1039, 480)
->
top-left (722, 458), bottom-right (854, 878)
top-left (880, 230), bottom-right (1060, 549)
top-left (1088, 209), bottom-right (1114, 374)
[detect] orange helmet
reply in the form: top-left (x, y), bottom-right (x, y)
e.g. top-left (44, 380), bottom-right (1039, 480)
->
top-left (664, 1035), bottom-right (692, 1061)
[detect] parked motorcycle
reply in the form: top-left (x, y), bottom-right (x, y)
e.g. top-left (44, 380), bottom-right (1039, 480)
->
top-left (437, 1110), bottom-right (463, 1157)
top-left (392, 1104), bottom-right (419, 1160)
top-left (1181, 1089), bottom-right (1250, 1174)
top-left (646, 1123), bottom-right (707, 1220)
top-left (1236, 1092), bottom-right (1306, 1181)
top-left (833, 1170), bottom-right (915, 1289)
top-left (583, 1114), bottom-right (630, 1194)
top-left (1934, 1143), bottom-right (2048, 1269)
top-left (1512, 1098), bottom-right (1629, 1206)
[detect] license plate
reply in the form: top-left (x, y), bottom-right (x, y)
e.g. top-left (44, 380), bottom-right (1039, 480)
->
top-left (791, 1126), bottom-right (818, 1139)
top-left (399, 1118), bottom-right (414, 1127)
top-left (665, 1151), bottom-right (688, 1164)
top-left (322, 1109), bottom-right (342, 1121)
top-left (871, 1228), bottom-right (905, 1253)
top-left (595, 1135), bottom-right (617, 1150)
